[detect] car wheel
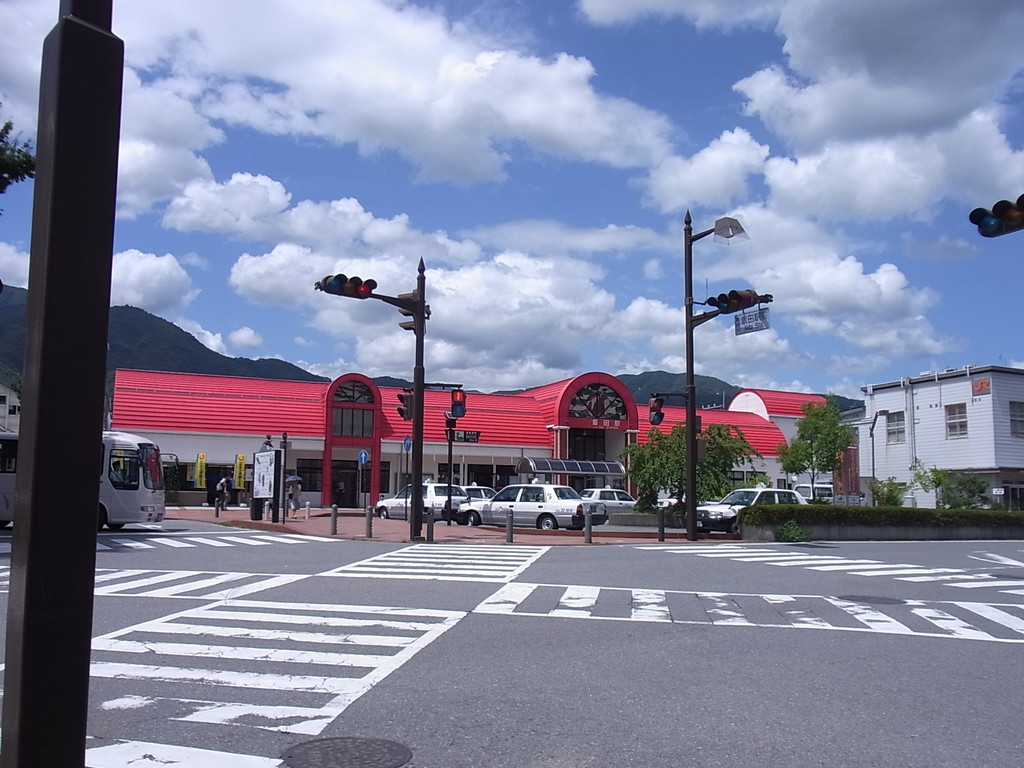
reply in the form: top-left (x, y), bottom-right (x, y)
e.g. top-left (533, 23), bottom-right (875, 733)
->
top-left (538, 514), bottom-right (558, 531)
top-left (0, 521), bottom-right (10, 529)
top-left (376, 507), bottom-right (389, 519)
top-left (467, 510), bottom-right (481, 526)
top-left (98, 506), bottom-right (109, 531)
top-left (106, 522), bottom-right (125, 531)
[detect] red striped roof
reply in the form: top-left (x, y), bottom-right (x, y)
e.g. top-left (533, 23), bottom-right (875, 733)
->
top-left (728, 389), bottom-right (826, 418)
top-left (113, 369), bottom-right (327, 436)
top-left (638, 406), bottom-right (786, 456)
top-left (376, 387), bottom-right (552, 447)
top-left (112, 369), bottom-right (786, 455)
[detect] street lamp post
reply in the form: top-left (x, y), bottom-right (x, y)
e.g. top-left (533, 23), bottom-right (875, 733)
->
top-left (683, 211), bottom-right (748, 541)
top-left (869, 409), bottom-right (889, 505)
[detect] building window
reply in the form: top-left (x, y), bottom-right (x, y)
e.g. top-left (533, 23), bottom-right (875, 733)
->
top-left (885, 411), bottom-right (906, 444)
top-left (945, 403), bottom-right (968, 439)
top-left (1011, 402), bottom-right (1024, 438)
top-left (568, 384), bottom-right (628, 420)
top-left (332, 408), bottom-right (374, 437)
top-left (333, 381), bottom-right (374, 403)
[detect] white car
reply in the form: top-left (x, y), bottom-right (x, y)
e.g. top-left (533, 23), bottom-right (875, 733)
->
top-left (696, 487), bottom-right (807, 533)
top-left (461, 483), bottom-right (607, 530)
top-left (376, 483), bottom-right (469, 521)
top-left (463, 485), bottom-right (497, 503)
top-left (579, 487), bottom-right (636, 513)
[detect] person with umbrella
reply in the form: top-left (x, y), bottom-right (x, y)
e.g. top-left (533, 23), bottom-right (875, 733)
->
top-left (285, 474), bottom-right (302, 518)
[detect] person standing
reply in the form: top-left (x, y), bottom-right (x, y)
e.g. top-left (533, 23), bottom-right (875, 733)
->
top-left (215, 476), bottom-right (229, 513)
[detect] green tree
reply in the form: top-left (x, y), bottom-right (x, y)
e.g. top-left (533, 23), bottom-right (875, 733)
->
top-left (913, 463), bottom-right (989, 509)
top-left (0, 104), bottom-right (35, 211)
top-left (623, 423), bottom-right (759, 508)
top-left (777, 396), bottom-right (854, 492)
top-left (867, 476), bottom-right (908, 507)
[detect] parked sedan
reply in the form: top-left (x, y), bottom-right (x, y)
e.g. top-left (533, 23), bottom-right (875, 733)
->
top-left (461, 483), bottom-right (607, 530)
top-left (579, 487), bottom-right (636, 513)
top-left (696, 487), bottom-right (807, 533)
top-left (463, 485), bottom-right (497, 503)
top-left (376, 483), bottom-right (469, 521)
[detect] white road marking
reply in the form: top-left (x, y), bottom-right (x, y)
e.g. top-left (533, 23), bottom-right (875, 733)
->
top-left (91, 598), bottom-right (465, 735)
top-left (86, 739), bottom-right (281, 768)
top-left (476, 583), bottom-right (1024, 643)
top-left (322, 543), bottom-right (549, 582)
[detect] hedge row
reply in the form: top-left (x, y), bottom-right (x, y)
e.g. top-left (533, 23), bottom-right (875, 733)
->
top-left (739, 504), bottom-right (1024, 528)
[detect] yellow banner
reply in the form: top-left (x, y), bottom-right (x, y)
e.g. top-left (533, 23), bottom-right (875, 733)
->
top-left (196, 453), bottom-right (207, 489)
top-left (234, 453), bottom-right (246, 488)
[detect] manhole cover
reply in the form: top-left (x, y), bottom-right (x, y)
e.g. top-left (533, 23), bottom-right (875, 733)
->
top-left (282, 737), bottom-right (413, 768)
top-left (836, 594), bottom-right (905, 605)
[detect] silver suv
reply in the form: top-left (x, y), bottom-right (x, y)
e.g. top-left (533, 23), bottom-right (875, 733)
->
top-left (376, 483), bottom-right (469, 521)
top-left (462, 483), bottom-right (607, 530)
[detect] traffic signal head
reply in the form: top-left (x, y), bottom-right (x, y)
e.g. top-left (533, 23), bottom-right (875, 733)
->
top-left (315, 274), bottom-right (378, 298)
top-left (707, 289), bottom-right (770, 315)
top-left (397, 388), bottom-right (415, 421)
top-left (970, 194), bottom-right (1024, 238)
top-left (648, 396), bottom-right (665, 425)
top-left (450, 389), bottom-right (466, 418)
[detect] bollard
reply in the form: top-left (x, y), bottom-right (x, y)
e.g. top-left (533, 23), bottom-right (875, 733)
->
top-left (584, 508), bottom-right (593, 544)
top-left (264, 501), bottom-right (271, 519)
top-left (425, 508), bottom-right (434, 543)
top-left (657, 507), bottom-right (665, 542)
top-left (330, 504), bottom-right (338, 536)
top-left (305, 501), bottom-right (311, 520)
top-left (364, 504), bottom-right (373, 538)
top-left (505, 506), bottom-right (514, 543)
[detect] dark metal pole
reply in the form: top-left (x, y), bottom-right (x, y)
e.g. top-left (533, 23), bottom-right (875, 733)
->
top-left (410, 259), bottom-right (427, 540)
top-left (1, 2), bottom-right (123, 765)
top-left (446, 418), bottom-right (455, 525)
top-left (684, 213), bottom-right (698, 542)
top-left (683, 211), bottom-right (715, 543)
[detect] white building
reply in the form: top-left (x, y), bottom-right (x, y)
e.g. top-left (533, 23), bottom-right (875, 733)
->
top-left (858, 365), bottom-right (1024, 509)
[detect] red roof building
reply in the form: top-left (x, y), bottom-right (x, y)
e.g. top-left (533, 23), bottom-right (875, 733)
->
top-left (111, 369), bottom-right (796, 507)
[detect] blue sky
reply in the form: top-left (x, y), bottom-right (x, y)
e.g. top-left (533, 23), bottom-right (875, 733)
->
top-left (2, 0), bottom-right (1024, 397)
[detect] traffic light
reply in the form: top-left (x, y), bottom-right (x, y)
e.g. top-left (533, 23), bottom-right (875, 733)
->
top-left (315, 273), bottom-right (378, 298)
top-left (706, 289), bottom-right (772, 315)
top-left (970, 194), bottom-right (1024, 238)
top-left (450, 388), bottom-right (466, 418)
top-left (397, 388), bottom-right (415, 421)
top-left (648, 396), bottom-right (665, 425)
top-left (397, 290), bottom-right (419, 331)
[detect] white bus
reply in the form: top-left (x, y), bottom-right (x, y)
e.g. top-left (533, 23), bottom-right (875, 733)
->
top-left (0, 430), bottom-right (165, 530)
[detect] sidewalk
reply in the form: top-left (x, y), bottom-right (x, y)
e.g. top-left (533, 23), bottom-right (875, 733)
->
top-left (164, 505), bottom-right (740, 546)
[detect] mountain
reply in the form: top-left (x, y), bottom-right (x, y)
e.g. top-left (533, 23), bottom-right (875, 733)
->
top-left (0, 285), bottom-right (862, 408)
top-left (0, 285), bottom-right (326, 384)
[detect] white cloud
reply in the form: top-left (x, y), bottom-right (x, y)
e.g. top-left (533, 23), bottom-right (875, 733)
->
top-left (174, 318), bottom-right (226, 354)
top-left (578, 0), bottom-right (782, 28)
top-left (645, 129), bottom-right (770, 213)
top-left (228, 326), bottom-right (262, 350)
top-left (111, 249), bottom-right (199, 314)
top-left (0, 242), bottom-right (29, 289)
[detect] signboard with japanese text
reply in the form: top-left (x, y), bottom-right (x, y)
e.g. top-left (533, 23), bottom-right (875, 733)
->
top-left (735, 308), bottom-right (770, 336)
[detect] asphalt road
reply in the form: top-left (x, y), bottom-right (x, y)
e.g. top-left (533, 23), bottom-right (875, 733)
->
top-left (2, 524), bottom-right (1024, 767)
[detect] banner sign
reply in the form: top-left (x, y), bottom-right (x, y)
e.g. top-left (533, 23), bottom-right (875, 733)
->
top-left (234, 453), bottom-right (246, 488)
top-left (196, 452), bottom-right (207, 489)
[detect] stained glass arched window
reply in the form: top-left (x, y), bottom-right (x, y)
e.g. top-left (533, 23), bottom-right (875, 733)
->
top-left (332, 381), bottom-right (374, 403)
top-left (568, 383), bottom-right (627, 420)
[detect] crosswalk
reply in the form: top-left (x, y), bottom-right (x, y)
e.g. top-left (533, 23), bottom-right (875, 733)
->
top-left (89, 598), bottom-right (464, 736)
top-left (638, 544), bottom-right (1024, 595)
top-left (320, 543), bottom-right (549, 582)
top-left (475, 581), bottom-right (1024, 643)
top-left (0, 532), bottom-right (344, 555)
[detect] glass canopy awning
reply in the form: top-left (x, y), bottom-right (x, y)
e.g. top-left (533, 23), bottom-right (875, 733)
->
top-left (515, 457), bottom-right (625, 476)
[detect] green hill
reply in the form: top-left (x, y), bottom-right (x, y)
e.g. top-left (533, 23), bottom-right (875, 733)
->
top-left (0, 284), bottom-right (862, 409)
